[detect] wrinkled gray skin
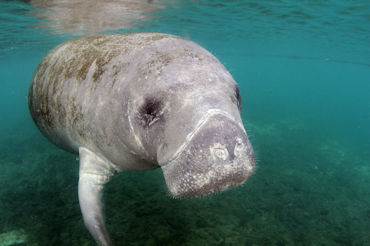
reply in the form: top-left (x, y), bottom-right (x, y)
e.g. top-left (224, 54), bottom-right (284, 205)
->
top-left (28, 33), bottom-right (255, 246)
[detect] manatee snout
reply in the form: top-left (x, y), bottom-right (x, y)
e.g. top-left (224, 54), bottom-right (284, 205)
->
top-left (162, 114), bottom-right (255, 198)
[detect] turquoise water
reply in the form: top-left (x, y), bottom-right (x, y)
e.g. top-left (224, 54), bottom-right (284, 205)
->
top-left (1, 0), bottom-right (370, 245)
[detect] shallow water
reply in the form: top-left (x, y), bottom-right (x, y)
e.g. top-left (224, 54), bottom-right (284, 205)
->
top-left (1, 0), bottom-right (369, 245)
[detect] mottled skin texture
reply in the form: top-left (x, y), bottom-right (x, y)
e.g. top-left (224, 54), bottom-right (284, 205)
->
top-left (28, 33), bottom-right (255, 245)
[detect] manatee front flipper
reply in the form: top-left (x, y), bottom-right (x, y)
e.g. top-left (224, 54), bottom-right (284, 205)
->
top-left (78, 147), bottom-right (116, 246)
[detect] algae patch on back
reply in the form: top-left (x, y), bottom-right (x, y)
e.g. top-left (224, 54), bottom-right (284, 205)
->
top-left (66, 36), bottom-right (123, 83)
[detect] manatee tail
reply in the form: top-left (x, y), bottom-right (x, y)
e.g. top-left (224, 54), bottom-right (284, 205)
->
top-left (78, 147), bottom-right (116, 246)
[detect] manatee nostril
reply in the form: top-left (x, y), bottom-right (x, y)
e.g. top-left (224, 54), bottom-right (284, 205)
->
top-left (234, 137), bottom-right (245, 157)
top-left (210, 144), bottom-right (229, 161)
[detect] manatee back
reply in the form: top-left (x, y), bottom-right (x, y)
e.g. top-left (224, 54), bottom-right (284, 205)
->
top-left (28, 33), bottom-right (182, 154)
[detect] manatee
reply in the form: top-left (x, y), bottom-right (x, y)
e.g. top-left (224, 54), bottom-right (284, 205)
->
top-left (28, 33), bottom-right (255, 246)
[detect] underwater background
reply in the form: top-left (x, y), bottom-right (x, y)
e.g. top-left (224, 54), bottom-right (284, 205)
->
top-left (0, 0), bottom-right (369, 245)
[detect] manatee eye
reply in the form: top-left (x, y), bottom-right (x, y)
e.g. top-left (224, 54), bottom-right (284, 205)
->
top-left (235, 85), bottom-right (242, 111)
top-left (137, 96), bottom-right (163, 127)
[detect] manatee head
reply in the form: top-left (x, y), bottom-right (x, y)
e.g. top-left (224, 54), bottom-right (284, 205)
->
top-left (131, 76), bottom-right (255, 198)
top-left (128, 36), bottom-right (255, 197)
